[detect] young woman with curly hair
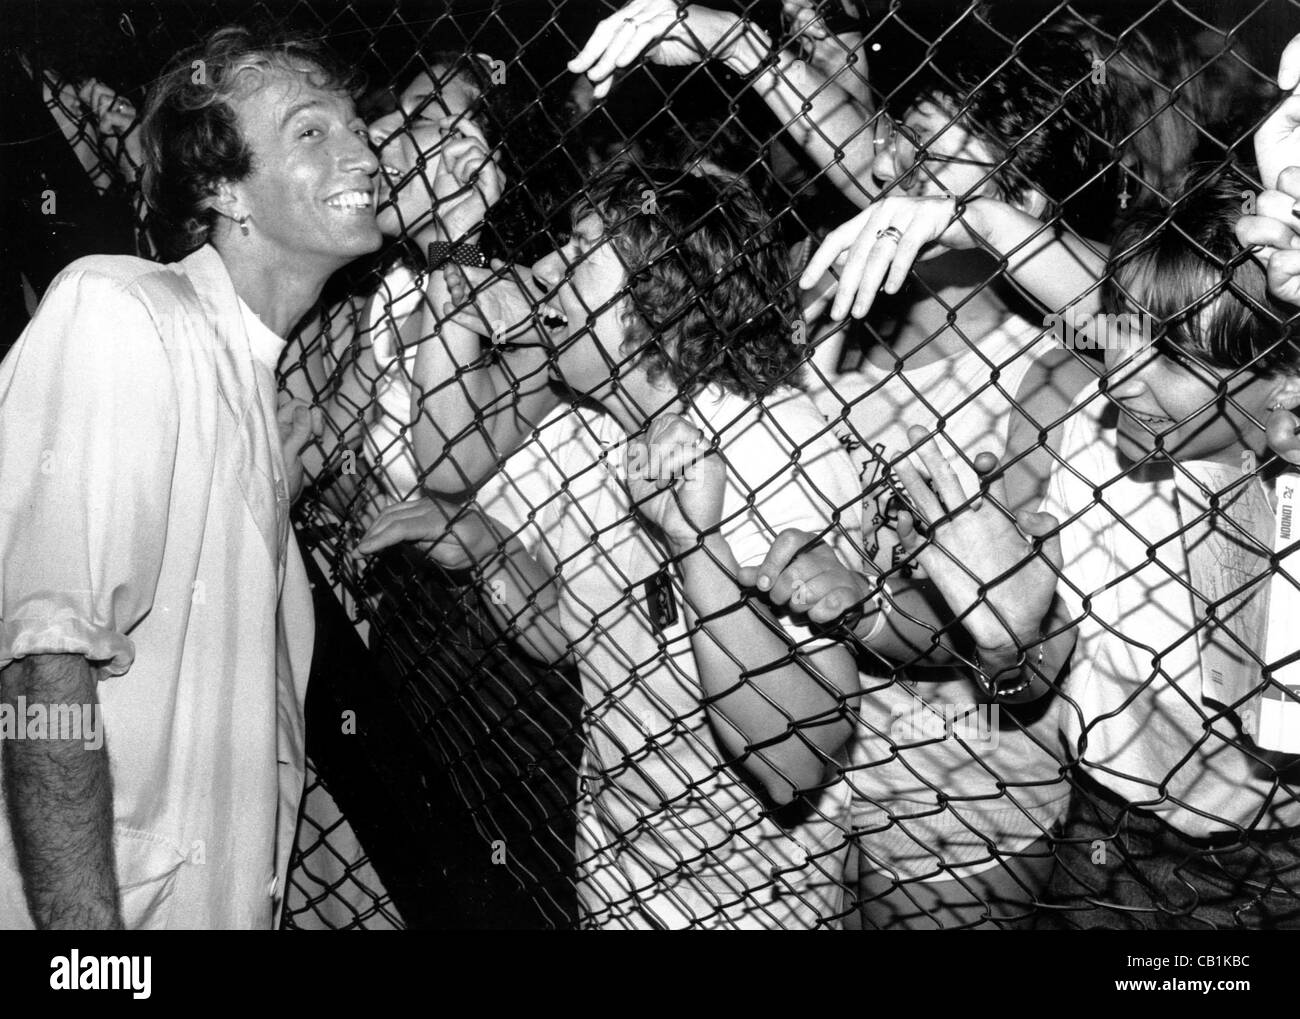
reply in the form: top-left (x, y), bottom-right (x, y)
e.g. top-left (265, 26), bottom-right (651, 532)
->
top-left (358, 161), bottom-right (868, 928)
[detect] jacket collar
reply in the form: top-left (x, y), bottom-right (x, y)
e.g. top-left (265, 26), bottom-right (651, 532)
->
top-left (175, 243), bottom-right (256, 420)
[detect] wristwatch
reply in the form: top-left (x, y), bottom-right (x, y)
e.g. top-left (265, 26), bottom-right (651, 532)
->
top-left (426, 240), bottom-right (489, 271)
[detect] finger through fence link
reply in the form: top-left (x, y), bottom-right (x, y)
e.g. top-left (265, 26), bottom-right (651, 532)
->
top-left (15, 0), bottom-right (1300, 929)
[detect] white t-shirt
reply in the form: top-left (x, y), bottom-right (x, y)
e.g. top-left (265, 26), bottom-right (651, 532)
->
top-left (808, 316), bottom-right (1069, 822)
top-left (1043, 384), bottom-right (1300, 838)
top-left (487, 386), bottom-right (863, 928)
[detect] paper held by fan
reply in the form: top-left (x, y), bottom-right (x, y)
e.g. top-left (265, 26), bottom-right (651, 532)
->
top-left (1177, 463), bottom-right (1300, 753)
top-left (1259, 473), bottom-right (1300, 752)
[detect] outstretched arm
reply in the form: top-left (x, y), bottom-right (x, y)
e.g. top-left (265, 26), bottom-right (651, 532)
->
top-left (357, 495), bottom-right (571, 665)
top-left (569, 1), bottom-right (880, 207)
top-left (801, 195), bottom-right (1107, 324)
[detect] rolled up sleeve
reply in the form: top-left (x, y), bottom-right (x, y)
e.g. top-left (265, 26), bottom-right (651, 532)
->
top-left (0, 268), bottom-right (180, 676)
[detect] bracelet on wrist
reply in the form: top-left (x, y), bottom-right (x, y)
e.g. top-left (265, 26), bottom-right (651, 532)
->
top-left (836, 577), bottom-right (893, 644)
top-left (973, 642), bottom-right (1044, 699)
top-left (427, 240), bottom-right (489, 272)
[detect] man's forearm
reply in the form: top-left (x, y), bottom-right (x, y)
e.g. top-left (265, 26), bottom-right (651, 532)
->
top-left (1, 654), bottom-right (121, 930)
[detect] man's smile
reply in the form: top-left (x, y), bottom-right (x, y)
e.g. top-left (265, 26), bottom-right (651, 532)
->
top-left (324, 188), bottom-right (375, 212)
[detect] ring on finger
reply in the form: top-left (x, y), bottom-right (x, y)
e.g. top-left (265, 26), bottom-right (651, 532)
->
top-left (876, 226), bottom-right (903, 244)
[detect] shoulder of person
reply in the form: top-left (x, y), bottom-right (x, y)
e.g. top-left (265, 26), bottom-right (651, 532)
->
top-left (1012, 348), bottom-right (1099, 426)
top-left (1042, 375), bottom-right (1112, 487)
top-left (750, 385), bottom-right (842, 439)
top-left (46, 253), bottom-right (171, 302)
top-left (27, 255), bottom-right (191, 362)
top-left (718, 386), bottom-right (859, 490)
top-left (709, 386), bottom-right (823, 455)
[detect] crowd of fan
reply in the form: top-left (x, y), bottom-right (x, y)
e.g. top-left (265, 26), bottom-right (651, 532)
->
top-left (5, 0), bottom-right (1300, 930)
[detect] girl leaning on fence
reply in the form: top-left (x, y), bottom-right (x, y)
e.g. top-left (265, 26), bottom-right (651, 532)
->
top-left (283, 51), bottom-right (585, 922)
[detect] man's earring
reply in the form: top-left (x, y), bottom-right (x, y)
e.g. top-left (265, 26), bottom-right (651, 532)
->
top-left (1118, 175), bottom-right (1130, 211)
top-left (239, 215), bottom-right (250, 237)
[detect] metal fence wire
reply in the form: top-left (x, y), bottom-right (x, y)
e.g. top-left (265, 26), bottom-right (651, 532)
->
top-left (11, 0), bottom-right (1300, 929)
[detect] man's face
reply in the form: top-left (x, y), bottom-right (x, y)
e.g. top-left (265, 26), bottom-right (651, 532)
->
top-left (369, 69), bottom-right (480, 238)
top-left (1103, 331), bottom-right (1275, 466)
top-left (226, 67), bottom-right (381, 270)
top-left (530, 213), bottom-right (634, 396)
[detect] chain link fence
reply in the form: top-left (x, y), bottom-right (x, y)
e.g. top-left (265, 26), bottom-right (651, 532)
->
top-left (6, 0), bottom-right (1300, 929)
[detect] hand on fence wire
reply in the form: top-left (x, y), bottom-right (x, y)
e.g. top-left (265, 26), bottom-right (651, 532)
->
top-left (892, 425), bottom-right (1062, 656)
top-left (1267, 395), bottom-right (1300, 466)
top-left (781, 0), bottom-right (835, 41)
top-left (429, 116), bottom-right (505, 245)
top-left (780, 0), bottom-right (867, 84)
top-left (277, 395), bottom-right (325, 504)
top-left (1236, 167), bottom-right (1300, 308)
top-left (736, 529), bottom-right (874, 625)
top-left (1255, 33), bottom-right (1300, 192)
top-left (800, 196), bottom-right (977, 320)
top-left (569, 0), bottom-right (755, 100)
top-left (76, 78), bottom-right (143, 183)
top-left (355, 492), bottom-right (496, 568)
top-left (625, 413), bottom-right (726, 550)
top-left (440, 260), bottom-right (553, 347)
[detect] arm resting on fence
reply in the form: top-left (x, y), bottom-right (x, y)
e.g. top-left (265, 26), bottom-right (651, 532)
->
top-left (412, 268), bottom-right (560, 496)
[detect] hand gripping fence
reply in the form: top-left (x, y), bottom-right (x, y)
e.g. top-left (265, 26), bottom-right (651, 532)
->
top-left (11, 0), bottom-right (1300, 929)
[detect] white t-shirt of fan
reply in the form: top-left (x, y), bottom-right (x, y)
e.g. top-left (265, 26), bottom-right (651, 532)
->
top-left (486, 386), bottom-right (863, 925)
top-left (1042, 383), bottom-right (1300, 837)
top-left (807, 315), bottom-right (1070, 822)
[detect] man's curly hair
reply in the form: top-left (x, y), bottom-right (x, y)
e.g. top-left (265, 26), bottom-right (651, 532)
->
top-left (572, 162), bottom-right (803, 400)
top-left (141, 25), bottom-right (361, 260)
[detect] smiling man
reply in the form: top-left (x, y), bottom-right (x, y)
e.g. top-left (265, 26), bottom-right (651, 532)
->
top-left (0, 26), bottom-right (380, 929)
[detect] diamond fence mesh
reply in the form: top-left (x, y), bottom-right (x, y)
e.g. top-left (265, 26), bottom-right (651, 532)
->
top-left (8, 0), bottom-right (1300, 929)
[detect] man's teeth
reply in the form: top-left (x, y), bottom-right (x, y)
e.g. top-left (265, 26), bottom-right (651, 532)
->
top-left (325, 190), bottom-right (373, 210)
